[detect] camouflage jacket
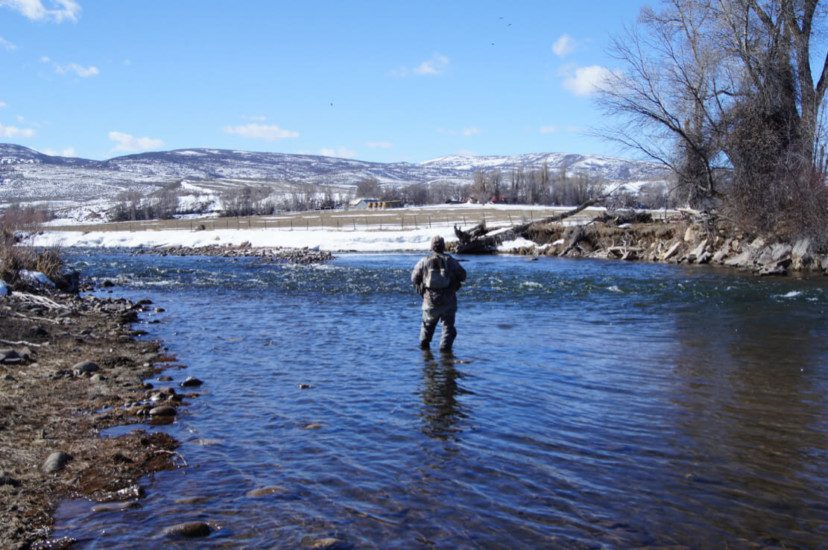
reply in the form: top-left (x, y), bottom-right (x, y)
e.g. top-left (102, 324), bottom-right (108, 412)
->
top-left (411, 253), bottom-right (467, 311)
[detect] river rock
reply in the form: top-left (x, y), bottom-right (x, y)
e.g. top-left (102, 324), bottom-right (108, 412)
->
top-left (304, 423), bottom-right (322, 430)
top-left (661, 241), bottom-right (682, 261)
top-left (246, 485), bottom-right (288, 498)
top-left (0, 471), bottom-right (20, 487)
top-left (42, 451), bottom-right (72, 473)
top-left (686, 239), bottom-right (708, 263)
top-left (157, 375), bottom-right (173, 382)
top-left (759, 263), bottom-right (788, 276)
top-left (149, 405), bottom-right (177, 417)
top-left (724, 248), bottom-right (756, 268)
top-left (791, 238), bottom-right (812, 269)
top-left (91, 501), bottom-right (140, 513)
top-left (72, 360), bottom-right (100, 375)
top-left (180, 376), bottom-right (203, 388)
top-left (0, 349), bottom-right (26, 365)
top-left (770, 243), bottom-right (793, 262)
top-left (304, 537), bottom-right (347, 549)
top-left (19, 270), bottom-right (56, 289)
top-left (162, 522), bottom-right (212, 538)
top-left (298, 383), bottom-right (312, 390)
top-left (31, 536), bottom-right (76, 550)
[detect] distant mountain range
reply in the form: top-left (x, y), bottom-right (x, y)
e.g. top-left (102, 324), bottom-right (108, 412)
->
top-left (0, 143), bottom-right (670, 220)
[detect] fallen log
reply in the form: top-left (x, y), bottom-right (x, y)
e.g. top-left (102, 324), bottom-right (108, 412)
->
top-left (453, 198), bottom-right (604, 254)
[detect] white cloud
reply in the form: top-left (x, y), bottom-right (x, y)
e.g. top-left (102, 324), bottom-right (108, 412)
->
top-left (56, 62), bottom-right (98, 77)
top-left (561, 65), bottom-right (616, 96)
top-left (0, 0), bottom-right (80, 22)
top-left (393, 53), bottom-right (449, 77)
top-left (42, 146), bottom-right (75, 156)
top-left (318, 147), bottom-right (356, 158)
top-left (539, 125), bottom-right (558, 134)
top-left (108, 131), bottom-right (163, 152)
top-left (552, 34), bottom-right (576, 58)
top-left (0, 36), bottom-right (16, 50)
top-left (0, 123), bottom-right (35, 138)
top-left (366, 141), bottom-right (393, 149)
top-left (223, 123), bottom-right (299, 141)
top-left (438, 126), bottom-right (481, 137)
top-left (0, 101), bottom-right (6, 109)
top-left (40, 56), bottom-right (99, 77)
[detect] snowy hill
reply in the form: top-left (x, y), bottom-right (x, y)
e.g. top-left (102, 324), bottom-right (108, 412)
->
top-left (0, 144), bottom-right (669, 221)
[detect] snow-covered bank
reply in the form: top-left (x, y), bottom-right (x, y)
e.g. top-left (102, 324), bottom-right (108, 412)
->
top-left (27, 227), bottom-right (463, 253)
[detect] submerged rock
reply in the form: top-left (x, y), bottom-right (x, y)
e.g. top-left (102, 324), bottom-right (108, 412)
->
top-left (149, 405), bottom-right (177, 417)
top-left (246, 485), bottom-right (288, 498)
top-left (162, 521), bottom-right (213, 538)
top-left (303, 536), bottom-right (348, 549)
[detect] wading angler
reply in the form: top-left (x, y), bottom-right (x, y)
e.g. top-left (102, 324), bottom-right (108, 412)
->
top-left (411, 235), bottom-right (467, 352)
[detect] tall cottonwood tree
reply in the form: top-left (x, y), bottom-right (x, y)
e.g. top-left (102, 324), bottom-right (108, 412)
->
top-left (598, 0), bottom-right (828, 238)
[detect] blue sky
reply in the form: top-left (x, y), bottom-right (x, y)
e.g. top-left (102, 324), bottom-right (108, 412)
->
top-left (0, 0), bottom-right (652, 162)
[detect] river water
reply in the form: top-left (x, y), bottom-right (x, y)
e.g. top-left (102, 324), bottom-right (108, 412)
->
top-left (54, 252), bottom-right (828, 548)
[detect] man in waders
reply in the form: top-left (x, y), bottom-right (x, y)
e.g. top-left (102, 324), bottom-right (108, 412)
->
top-left (411, 235), bottom-right (467, 352)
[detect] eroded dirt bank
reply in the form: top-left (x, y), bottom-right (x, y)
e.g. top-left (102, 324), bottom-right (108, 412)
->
top-left (0, 291), bottom-right (192, 549)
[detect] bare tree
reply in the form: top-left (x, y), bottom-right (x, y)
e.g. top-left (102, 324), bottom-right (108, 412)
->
top-left (598, 0), bottom-right (828, 240)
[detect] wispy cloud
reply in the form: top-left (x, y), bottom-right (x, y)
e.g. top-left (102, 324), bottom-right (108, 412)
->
top-left (318, 147), bottom-right (356, 158)
top-left (108, 131), bottom-right (163, 152)
top-left (366, 141), bottom-right (393, 149)
top-left (552, 34), bottom-right (576, 58)
top-left (393, 53), bottom-right (449, 77)
top-left (0, 101), bottom-right (7, 109)
top-left (41, 56), bottom-right (99, 77)
top-left (42, 146), bottom-right (75, 156)
top-left (224, 123), bottom-right (299, 141)
top-left (438, 126), bottom-right (481, 137)
top-left (560, 65), bottom-right (616, 96)
top-left (0, 123), bottom-right (35, 138)
top-left (0, 0), bottom-right (81, 22)
top-left (539, 125), bottom-right (558, 134)
top-left (0, 36), bottom-right (16, 50)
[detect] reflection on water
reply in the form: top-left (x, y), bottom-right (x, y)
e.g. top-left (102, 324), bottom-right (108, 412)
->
top-left (53, 252), bottom-right (828, 548)
top-left (420, 350), bottom-right (469, 441)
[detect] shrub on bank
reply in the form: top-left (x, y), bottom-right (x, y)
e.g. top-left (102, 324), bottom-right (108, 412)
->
top-left (0, 228), bottom-right (73, 292)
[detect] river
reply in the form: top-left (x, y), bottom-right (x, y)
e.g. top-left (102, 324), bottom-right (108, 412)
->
top-left (53, 252), bottom-right (828, 548)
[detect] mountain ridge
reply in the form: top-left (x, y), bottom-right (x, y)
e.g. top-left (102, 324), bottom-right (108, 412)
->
top-left (0, 143), bottom-right (670, 220)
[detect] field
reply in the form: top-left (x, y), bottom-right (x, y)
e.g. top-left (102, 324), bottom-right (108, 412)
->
top-left (46, 205), bottom-right (673, 234)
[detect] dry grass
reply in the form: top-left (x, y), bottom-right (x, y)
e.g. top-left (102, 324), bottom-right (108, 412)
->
top-left (1, 219), bottom-right (65, 285)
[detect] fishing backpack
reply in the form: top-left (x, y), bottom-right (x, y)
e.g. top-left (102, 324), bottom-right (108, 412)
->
top-left (424, 254), bottom-right (451, 290)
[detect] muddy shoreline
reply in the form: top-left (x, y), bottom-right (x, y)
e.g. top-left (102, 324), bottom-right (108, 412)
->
top-left (0, 290), bottom-right (194, 549)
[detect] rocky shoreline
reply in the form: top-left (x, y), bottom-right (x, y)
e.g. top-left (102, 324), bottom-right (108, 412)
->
top-left (133, 242), bottom-right (333, 264)
top-left (0, 290), bottom-right (196, 549)
top-left (505, 219), bottom-right (828, 276)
